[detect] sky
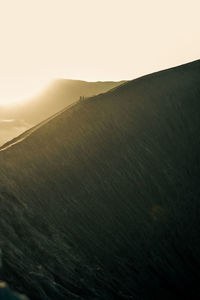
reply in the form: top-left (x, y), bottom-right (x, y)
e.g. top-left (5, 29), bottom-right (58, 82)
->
top-left (0, 0), bottom-right (199, 106)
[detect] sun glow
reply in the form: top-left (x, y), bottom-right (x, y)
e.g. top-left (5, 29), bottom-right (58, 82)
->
top-left (0, 77), bottom-right (52, 107)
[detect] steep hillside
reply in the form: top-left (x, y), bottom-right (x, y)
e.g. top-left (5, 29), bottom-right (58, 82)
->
top-left (0, 79), bottom-right (125, 146)
top-left (0, 60), bottom-right (200, 299)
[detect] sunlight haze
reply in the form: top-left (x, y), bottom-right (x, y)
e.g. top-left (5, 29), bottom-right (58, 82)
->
top-left (0, 0), bottom-right (199, 106)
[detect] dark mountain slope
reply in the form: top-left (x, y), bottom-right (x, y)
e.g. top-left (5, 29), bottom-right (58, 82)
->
top-left (0, 60), bottom-right (200, 299)
top-left (0, 79), bottom-right (125, 146)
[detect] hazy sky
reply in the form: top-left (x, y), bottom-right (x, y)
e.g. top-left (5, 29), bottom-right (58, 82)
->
top-left (0, 0), bottom-right (199, 105)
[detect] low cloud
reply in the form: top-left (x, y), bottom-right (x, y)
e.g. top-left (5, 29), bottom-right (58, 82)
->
top-left (0, 118), bottom-right (31, 146)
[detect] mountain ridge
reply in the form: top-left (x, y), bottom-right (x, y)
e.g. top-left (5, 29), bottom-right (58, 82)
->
top-left (1, 59), bottom-right (199, 152)
top-left (0, 79), bottom-right (126, 146)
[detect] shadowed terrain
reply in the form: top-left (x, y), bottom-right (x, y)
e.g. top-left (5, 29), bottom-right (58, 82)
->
top-left (0, 60), bottom-right (200, 299)
top-left (0, 80), bottom-right (125, 146)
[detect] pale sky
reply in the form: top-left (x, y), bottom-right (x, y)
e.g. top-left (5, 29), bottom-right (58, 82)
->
top-left (0, 0), bottom-right (199, 106)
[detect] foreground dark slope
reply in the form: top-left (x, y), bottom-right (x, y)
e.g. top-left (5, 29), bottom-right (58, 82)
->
top-left (0, 60), bottom-right (200, 299)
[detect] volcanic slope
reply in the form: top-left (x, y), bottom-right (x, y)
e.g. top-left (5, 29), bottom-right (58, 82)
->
top-left (0, 60), bottom-right (200, 299)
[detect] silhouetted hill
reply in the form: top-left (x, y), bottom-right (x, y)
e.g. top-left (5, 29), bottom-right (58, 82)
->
top-left (0, 60), bottom-right (200, 299)
top-left (0, 79), bottom-right (125, 146)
